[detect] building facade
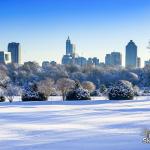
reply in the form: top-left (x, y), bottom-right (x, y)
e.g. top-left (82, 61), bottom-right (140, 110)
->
top-left (125, 40), bottom-right (137, 68)
top-left (8, 42), bottom-right (21, 64)
top-left (105, 52), bottom-right (122, 66)
top-left (137, 57), bottom-right (141, 68)
top-left (0, 51), bottom-right (11, 64)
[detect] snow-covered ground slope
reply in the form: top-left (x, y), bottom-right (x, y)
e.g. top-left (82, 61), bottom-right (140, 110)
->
top-left (0, 97), bottom-right (150, 150)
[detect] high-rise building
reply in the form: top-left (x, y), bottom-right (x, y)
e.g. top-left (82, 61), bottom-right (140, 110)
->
top-left (137, 57), bottom-right (141, 68)
top-left (105, 52), bottom-right (122, 66)
top-left (8, 42), bottom-right (21, 64)
top-left (66, 37), bottom-right (75, 56)
top-left (105, 54), bottom-right (111, 66)
top-left (125, 40), bottom-right (137, 68)
top-left (111, 52), bottom-right (122, 66)
top-left (75, 57), bottom-right (87, 66)
top-left (0, 51), bottom-right (11, 64)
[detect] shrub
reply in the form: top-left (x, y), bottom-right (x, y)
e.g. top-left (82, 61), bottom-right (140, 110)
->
top-left (0, 96), bottom-right (5, 102)
top-left (108, 80), bottom-right (134, 100)
top-left (22, 84), bottom-right (48, 102)
top-left (90, 90), bottom-right (102, 96)
top-left (66, 81), bottom-right (91, 101)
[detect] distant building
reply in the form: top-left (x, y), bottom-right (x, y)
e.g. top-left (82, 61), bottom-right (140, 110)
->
top-left (66, 37), bottom-right (75, 56)
top-left (87, 58), bottom-right (93, 65)
top-left (92, 57), bottom-right (99, 66)
top-left (125, 40), bottom-right (137, 68)
top-left (145, 60), bottom-right (150, 67)
top-left (105, 54), bottom-right (111, 66)
top-left (105, 52), bottom-right (122, 66)
top-left (75, 57), bottom-right (87, 66)
top-left (8, 42), bottom-right (21, 64)
top-left (0, 51), bottom-right (11, 64)
top-left (111, 52), bottom-right (122, 66)
top-left (137, 57), bottom-right (141, 68)
top-left (62, 54), bottom-right (73, 65)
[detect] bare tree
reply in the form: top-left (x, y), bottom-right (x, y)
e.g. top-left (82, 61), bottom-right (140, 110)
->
top-left (82, 81), bottom-right (96, 93)
top-left (56, 78), bottom-right (75, 100)
top-left (37, 78), bottom-right (55, 97)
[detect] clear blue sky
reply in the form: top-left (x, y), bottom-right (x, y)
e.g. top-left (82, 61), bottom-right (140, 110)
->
top-left (0, 0), bottom-right (150, 66)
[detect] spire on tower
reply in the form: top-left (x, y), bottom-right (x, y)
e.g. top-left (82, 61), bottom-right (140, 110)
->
top-left (67, 36), bottom-right (70, 41)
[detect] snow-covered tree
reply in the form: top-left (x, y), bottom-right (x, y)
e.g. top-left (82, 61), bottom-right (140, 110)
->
top-left (82, 81), bottom-right (96, 93)
top-left (108, 80), bottom-right (135, 100)
top-left (66, 81), bottom-right (91, 100)
top-left (22, 83), bottom-right (48, 101)
top-left (37, 78), bottom-right (55, 96)
top-left (5, 84), bottom-right (22, 103)
top-left (56, 78), bottom-right (75, 100)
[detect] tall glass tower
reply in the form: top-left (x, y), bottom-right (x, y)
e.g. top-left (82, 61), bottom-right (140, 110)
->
top-left (66, 36), bottom-right (73, 55)
top-left (125, 40), bottom-right (137, 68)
top-left (8, 42), bottom-right (21, 64)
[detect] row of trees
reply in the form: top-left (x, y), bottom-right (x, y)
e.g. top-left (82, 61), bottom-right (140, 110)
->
top-left (0, 62), bottom-right (150, 101)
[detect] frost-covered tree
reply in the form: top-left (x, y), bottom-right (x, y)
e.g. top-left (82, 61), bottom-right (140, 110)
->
top-left (108, 80), bottom-right (135, 100)
top-left (22, 83), bottom-right (48, 101)
top-left (5, 84), bottom-right (22, 103)
top-left (56, 78), bottom-right (75, 100)
top-left (37, 78), bottom-right (55, 97)
top-left (66, 81), bottom-right (91, 101)
top-left (82, 81), bottom-right (96, 93)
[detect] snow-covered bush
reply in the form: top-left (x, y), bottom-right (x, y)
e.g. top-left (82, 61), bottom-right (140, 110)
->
top-left (22, 84), bottom-right (48, 101)
top-left (0, 96), bottom-right (5, 102)
top-left (133, 85), bottom-right (140, 96)
top-left (108, 80), bottom-right (134, 100)
top-left (99, 84), bottom-right (107, 95)
top-left (66, 81), bottom-right (91, 100)
top-left (90, 90), bottom-right (102, 97)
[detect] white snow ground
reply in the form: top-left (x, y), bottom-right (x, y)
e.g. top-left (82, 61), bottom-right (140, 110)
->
top-left (0, 97), bottom-right (150, 150)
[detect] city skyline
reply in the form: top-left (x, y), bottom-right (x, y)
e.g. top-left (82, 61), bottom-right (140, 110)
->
top-left (0, 0), bottom-right (150, 66)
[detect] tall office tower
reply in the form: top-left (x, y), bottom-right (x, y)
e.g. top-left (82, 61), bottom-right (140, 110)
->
top-left (111, 52), bottom-right (122, 66)
top-left (137, 57), bottom-right (141, 68)
top-left (105, 54), bottom-right (111, 65)
top-left (125, 40), bottom-right (137, 68)
top-left (66, 37), bottom-right (73, 55)
top-left (8, 42), bottom-right (21, 64)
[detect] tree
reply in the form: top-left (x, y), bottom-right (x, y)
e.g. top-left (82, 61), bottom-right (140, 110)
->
top-left (82, 81), bottom-right (96, 93)
top-left (56, 78), bottom-right (75, 100)
top-left (5, 84), bottom-right (22, 103)
top-left (37, 78), bottom-right (54, 97)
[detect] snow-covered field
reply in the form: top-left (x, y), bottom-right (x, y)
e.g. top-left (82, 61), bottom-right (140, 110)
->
top-left (0, 97), bottom-right (150, 150)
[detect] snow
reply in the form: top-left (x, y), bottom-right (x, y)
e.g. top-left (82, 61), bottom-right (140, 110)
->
top-left (0, 97), bottom-right (150, 150)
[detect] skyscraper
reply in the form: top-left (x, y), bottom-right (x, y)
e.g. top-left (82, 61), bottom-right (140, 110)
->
top-left (8, 42), bottom-right (21, 64)
top-left (125, 40), bottom-right (137, 68)
top-left (66, 37), bottom-right (74, 56)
